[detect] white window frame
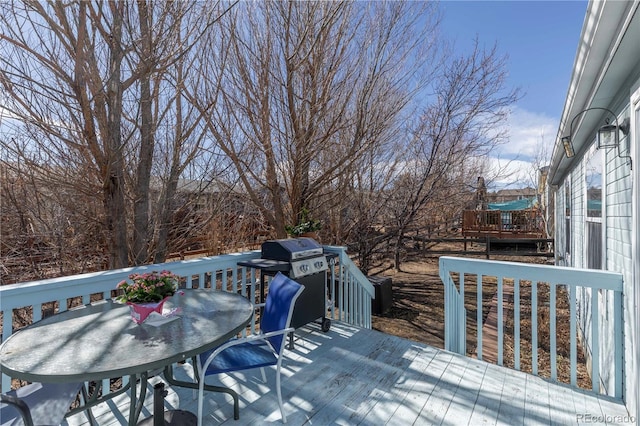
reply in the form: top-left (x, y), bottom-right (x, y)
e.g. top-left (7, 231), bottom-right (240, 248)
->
top-left (631, 87), bottom-right (640, 406)
top-left (584, 142), bottom-right (604, 270)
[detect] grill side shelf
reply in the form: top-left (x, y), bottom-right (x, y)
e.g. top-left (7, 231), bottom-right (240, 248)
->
top-left (236, 258), bottom-right (290, 272)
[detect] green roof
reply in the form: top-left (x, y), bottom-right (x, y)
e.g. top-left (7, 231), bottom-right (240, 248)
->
top-left (488, 198), bottom-right (537, 211)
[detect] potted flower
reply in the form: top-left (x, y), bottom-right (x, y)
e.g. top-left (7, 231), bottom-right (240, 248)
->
top-left (285, 207), bottom-right (322, 240)
top-left (116, 270), bottom-right (179, 323)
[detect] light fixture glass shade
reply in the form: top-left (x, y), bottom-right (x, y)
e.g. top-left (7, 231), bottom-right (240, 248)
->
top-left (562, 137), bottom-right (574, 158)
top-left (597, 123), bottom-right (618, 148)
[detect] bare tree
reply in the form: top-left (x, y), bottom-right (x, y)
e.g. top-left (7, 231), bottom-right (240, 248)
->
top-left (524, 131), bottom-right (553, 240)
top-left (0, 1), bottom-right (232, 269)
top-left (194, 1), bottom-right (440, 239)
top-left (1, 0), bottom-right (521, 280)
top-left (384, 41), bottom-right (520, 271)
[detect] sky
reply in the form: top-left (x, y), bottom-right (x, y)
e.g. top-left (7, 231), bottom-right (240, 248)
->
top-left (439, 0), bottom-right (588, 189)
top-left (0, 1), bottom-right (588, 191)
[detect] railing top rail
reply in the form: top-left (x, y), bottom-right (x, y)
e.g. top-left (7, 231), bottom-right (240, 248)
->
top-left (439, 256), bottom-right (623, 291)
top-left (323, 246), bottom-right (375, 298)
top-left (0, 251), bottom-right (261, 291)
top-left (0, 251), bottom-right (262, 309)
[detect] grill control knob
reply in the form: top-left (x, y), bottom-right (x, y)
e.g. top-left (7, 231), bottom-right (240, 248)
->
top-left (299, 264), bottom-right (310, 274)
top-left (314, 261), bottom-right (324, 268)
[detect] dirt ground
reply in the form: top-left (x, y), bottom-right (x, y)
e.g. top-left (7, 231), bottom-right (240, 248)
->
top-left (369, 256), bottom-right (447, 348)
top-left (367, 248), bottom-right (591, 390)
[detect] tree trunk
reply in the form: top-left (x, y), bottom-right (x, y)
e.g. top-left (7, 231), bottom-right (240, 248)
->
top-left (104, 3), bottom-right (128, 269)
top-left (393, 234), bottom-right (404, 272)
top-left (132, 0), bottom-right (154, 265)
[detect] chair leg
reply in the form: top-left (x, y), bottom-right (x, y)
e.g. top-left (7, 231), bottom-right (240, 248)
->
top-left (276, 365), bottom-right (286, 423)
top-left (191, 357), bottom-right (199, 400)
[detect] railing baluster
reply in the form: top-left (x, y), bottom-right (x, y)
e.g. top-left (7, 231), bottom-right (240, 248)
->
top-left (513, 277), bottom-right (520, 370)
top-left (477, 275), bottom-right (483, 360)
top-left (249, 268), bottom-right (257, 335)
top-left (614, 290), bottom-right (622, 398)
top-left (1, 311), bottom-right (12, 393)
top-left (570, 284), bottom-right (577, 387)
top-left (346, 274), bottom-right (351, 324)
top-left (459, 273), bottom-right (465, 354)
top-left (32, 303), bottom-right (43, 323)
top-left (550, 283), bottom-right (557, 381)
top-left (337, 266), bottom-right (343, 323)
top-left (352, 283), bottom-right (357, 326)
top-left (531, 280), bottom-right (538, 376)
top-left (591, 289), bottom-right (600, 393)
top-left (231, 267), bottom-right (238, 293)
top-left (443, 266), bottom-right (451, 351)
top-left (341, 266), bottom-right (346, 323)
top-left (353, 277), bottom-right (358, 326)
top-left (497, 276), bottom-right (503, 366)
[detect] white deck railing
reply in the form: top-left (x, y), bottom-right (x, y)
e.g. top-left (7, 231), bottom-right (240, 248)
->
top-left (439, 256), bottom-right (623, 399)
top-left (324, 246), bottom-right (375, 329)
top-left (0, 246), bottom-right (374, 392)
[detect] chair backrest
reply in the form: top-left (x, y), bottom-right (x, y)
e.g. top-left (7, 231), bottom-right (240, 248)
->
top-left (261, 272), bottom-right (304, 352)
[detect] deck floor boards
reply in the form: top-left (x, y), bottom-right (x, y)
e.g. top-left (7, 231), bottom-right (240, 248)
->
top-left (64, 321), bottom-right (629, 425)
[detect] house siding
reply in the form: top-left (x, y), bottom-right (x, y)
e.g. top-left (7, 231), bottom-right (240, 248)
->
top-left (560, 137), bottom-right (635, 398)
top-left (550, 1), bottom-right (640, 418)
top-left (624, 84), bottom-right (640, 421)
top-left (560, 116), bottom-right (637, 408)
top-left (563, 138), bottom-right (632, 398)
top-left (603, 141), bottom-right (633, 397)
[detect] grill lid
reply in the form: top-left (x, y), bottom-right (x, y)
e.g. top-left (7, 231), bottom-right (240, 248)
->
top-left (261, 237), bottom-right (323, 261)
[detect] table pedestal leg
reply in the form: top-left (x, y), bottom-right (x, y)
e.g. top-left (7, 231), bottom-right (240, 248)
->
top-left (129, 372), bottom-right (149, 425)
top-left (163, 363), bottom-right (240, 420)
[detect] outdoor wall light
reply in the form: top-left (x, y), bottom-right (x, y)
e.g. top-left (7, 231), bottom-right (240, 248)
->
top-left (561, 107), bottom-right (628, 158)
top-left (597, 116), bottom-right (629, 149)
top-left (562, 136), bottom-right (575, 158)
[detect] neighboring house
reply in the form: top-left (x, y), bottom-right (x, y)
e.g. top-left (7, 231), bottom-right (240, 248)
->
top-left (487, 187), bottom-right (537, 203)
top-left (548, 0), bottom-right (640, 420)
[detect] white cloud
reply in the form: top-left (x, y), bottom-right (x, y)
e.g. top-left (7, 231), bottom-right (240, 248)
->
top-left (486, 107), bottom-right (558, 190)
top-left (496, 107), bottom-right (558, 161)
top-left (487, 158), bottom-right (537, 190)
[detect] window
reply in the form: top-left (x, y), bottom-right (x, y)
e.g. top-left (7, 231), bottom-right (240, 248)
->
top-left (565, 180), bottom-right (571, 258)
top-left (585, 144), bottom-right (602, 269)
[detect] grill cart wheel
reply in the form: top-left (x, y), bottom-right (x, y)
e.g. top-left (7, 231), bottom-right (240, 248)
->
top-left (321, 318), bottom-right (331, 332)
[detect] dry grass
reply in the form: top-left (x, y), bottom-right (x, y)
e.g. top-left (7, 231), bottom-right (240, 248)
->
top-left (502, 281), bottom-right (591, 388)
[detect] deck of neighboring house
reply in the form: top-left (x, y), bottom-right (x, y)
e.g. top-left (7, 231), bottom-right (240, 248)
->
top-left (65, 321), bottom-right (629, 425)
top-left (462, 209), bottom-right (544, 240)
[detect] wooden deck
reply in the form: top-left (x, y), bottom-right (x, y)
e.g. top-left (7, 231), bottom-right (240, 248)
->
top-left (65, 322), bottom-right (629, 425)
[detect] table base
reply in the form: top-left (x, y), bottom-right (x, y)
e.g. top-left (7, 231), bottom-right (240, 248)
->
top-left (164, 362), bottom-right (240, 421)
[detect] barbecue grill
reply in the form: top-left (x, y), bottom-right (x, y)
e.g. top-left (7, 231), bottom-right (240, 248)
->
top-left (261, 237), bottom-right (328, 278)
top-left (237, 237), bottom-right (332, 347)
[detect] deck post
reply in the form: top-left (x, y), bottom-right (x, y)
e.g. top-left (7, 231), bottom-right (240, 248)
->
top-left (485, 236), bottom-right (490, 259)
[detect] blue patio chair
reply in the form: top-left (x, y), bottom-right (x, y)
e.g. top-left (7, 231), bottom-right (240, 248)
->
top-left (0, 381), bottom-right (87, 426)
top-left (196, 272), bottom-right (304, 425)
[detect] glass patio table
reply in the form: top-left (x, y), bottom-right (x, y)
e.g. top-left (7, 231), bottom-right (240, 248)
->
top-left (0, 289), bottom-right (254, 425)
